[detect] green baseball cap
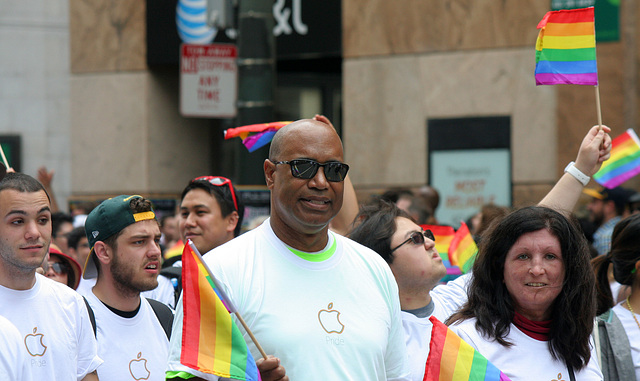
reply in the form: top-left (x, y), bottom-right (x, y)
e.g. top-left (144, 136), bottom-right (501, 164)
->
top-left (83, 195), bottom-right (156, 279)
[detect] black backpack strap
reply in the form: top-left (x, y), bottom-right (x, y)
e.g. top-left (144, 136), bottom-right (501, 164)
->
top-left (146, 298), bottom-right (174, 340)
top-left (82, 296), bottom-right (97, 337)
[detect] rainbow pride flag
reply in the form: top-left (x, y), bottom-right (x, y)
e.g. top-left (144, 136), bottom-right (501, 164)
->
top-left (224, 122), bottom-right (292, 152)
top-left (593, 129), bottom-right (640, 188)
top-left (425, 316), bottom-right (512, 381)
top-left (448, 222), bottom-right (478, 274)
top-left (180, 241), bottom-right (261, 380)
top-left (422, 225), bottom-right (461, 279)
top-left (535, 7), bottom-right (597, 86)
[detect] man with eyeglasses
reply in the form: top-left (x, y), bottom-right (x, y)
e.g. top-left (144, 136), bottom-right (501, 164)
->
top-left (166, 119), bottom-right (410, 381)
top-left (0, 173), bottom-right (102, 380)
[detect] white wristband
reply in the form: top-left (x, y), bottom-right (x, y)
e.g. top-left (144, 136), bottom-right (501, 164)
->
top-left (564, 161), bottom-right (590, 186)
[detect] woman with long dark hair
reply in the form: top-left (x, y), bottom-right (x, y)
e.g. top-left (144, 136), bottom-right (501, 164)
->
top-left (448, 206), bottom-right (602, 380)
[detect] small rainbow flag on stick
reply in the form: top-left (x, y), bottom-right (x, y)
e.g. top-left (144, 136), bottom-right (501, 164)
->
top-left (424, 316), bottom-right (512, 381)
top-left (448, 222), bottom-right (478, 274)
top-left (535, 7), bottom-right (597, 86)
top-left (180, 241), bottom-right (262, 380)
top-left (593, 129), bottom-right (640, 189)
top-left (224, 122), bottom-right (292, 152)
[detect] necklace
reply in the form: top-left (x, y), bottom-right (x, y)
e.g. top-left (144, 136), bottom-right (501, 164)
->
top-left (626, 296), bottom-right (640, 331)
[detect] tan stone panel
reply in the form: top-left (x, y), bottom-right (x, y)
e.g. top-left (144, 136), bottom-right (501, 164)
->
top-left (556, 42), bottom-right (625, 176)
top-left (343, 49), bottom-right (557, 189)
top-left (70, 0), bottom-right (146, 73)
top-left (70, 73), bottom-right (149, 193)
top-left (146, 71), bottom-right (214, 193)
top-left (344, 0), bottom-right (547, 58)
top-left (343, 55), bottom-right (427, 187)
top-left (512, 183), bottom-right (553, 208)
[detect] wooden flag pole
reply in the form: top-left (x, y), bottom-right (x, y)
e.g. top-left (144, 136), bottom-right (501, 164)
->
top-left (595, 85), bottom-right (603, 130)
top-left (0, 144), bottom-right (9, 170)
top-left (235, 313), bottom-right (268, 360)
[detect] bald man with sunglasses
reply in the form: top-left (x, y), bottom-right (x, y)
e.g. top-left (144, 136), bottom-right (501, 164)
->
top-left (166, 119), bottom-right (410, 381)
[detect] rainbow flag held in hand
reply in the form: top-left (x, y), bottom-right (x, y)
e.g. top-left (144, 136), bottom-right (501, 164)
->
top-left (448, 222), bottom-right (478, 274)
top-left (593, 129), bottom-right (640, 189)
top-left (180, 241), bottom-right (261, 380)
top-left (224, 122), bottom-right (292, 152)
top-left (425, 316), bottom-right (512, 381)
top-left (535, 7), bottom-right (597, 86)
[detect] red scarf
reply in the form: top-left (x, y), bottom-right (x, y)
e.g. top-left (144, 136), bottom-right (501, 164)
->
top-left (513, 311), bottom-right (551, 341)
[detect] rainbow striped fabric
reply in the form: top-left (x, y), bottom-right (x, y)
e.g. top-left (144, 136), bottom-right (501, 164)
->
top-left (448, 222), bottom-right (478, 274)
top-left (422, 225), bottom-right (461, 280)
top-left (593, 129), bottom-right (640, 188)
top-left (425, 316), bottom-right (512, 381)
top-left (180, 241), bottom-right (261, 380)
top-left (535, 7), bottom-right (597, 85)
top-left (224, 122), bottom-right (292, 152)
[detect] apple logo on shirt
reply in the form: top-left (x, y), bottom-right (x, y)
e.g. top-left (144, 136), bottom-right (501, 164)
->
top-left (24, 327), bottom-right (47, 356)
top-left (318, 302), bottom-right (345, 334)
top-left (129, 352), bottom-right (151, 380)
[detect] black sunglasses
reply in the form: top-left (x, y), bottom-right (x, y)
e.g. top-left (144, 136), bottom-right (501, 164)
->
top-left (391, 230), bottom-right (435, 252)
top-left (48, 262), bottom-right (69, 275)
top-left (271, 159), bottom-right (349, 182)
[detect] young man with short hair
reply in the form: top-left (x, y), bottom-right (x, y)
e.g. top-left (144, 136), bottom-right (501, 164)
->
top-left (178, 176), bottom-right (245, 255)
top-left (0, 173), bottom-right (101, 380)
top-left (82, 195), bottom-right (172, 380)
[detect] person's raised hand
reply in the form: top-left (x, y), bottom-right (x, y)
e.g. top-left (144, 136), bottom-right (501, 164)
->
top-left (313, 114), bottom-right (335, 130)
top-left (37, 166), bottom-right (54, 188)
top-left (574, 125), bottom-right (612, 176)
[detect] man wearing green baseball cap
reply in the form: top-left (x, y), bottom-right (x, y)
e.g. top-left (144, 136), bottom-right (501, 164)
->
top-left (82, 195), bottom-right (172, 381)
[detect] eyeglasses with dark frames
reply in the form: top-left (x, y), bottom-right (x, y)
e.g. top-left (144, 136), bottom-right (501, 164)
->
top-left (191, 176), bottom-right (238, 212)
top-left (48, 262), bottom-right (69, 275)
top-left (390, 230), bottom-right (435, 252)
top-left (270, 159), bottom-right (349, 182)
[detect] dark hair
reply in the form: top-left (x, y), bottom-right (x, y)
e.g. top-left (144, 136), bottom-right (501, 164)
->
top-left (447, 206), bottom-right (596, 370)
top-left (51, 212), bottom-right (74, 238)
top-left (0, 173), bottom-right (50, 202)
top-left (67, 227), bottom-right (87, 251)
top-left (180, 180), bottom-right (245, 237)
top-left (475, 204), bottom-right (510, 239)
top-left (593, 213), bottom-right (640, 315)
top-left (348, 199), bottom-right (413, 264)
top-left (380, 188), bottom-right (414, 204)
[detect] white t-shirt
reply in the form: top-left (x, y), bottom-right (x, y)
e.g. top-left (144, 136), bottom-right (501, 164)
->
top-left (142, 274), bottom-right (176, 309)
top-left (167, 219), bottom-right (410, 381)
top-left (402, 274), bottom-right (471, 381)
top-left (85, 291), bottom-right (170, 381)
top-left (0, 274), bottom-right (102, 380)
top-left (612, 302), bottom-right (640, 380)
top-left (0, 314), bottom-right (32, 381)
top-left (80, 275), bottom-right (176, 310)
top-left (76, 276), bottom-right (96, 297)
top-left (450, 318), bottom-right (603, 381)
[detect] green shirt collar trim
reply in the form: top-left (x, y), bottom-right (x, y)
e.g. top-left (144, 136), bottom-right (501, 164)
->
top-left (286, 232), bottom-right (337, 262)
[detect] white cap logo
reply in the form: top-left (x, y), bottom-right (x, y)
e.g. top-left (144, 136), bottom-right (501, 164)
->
top-left (92, 231), bottom-right (99, 238)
